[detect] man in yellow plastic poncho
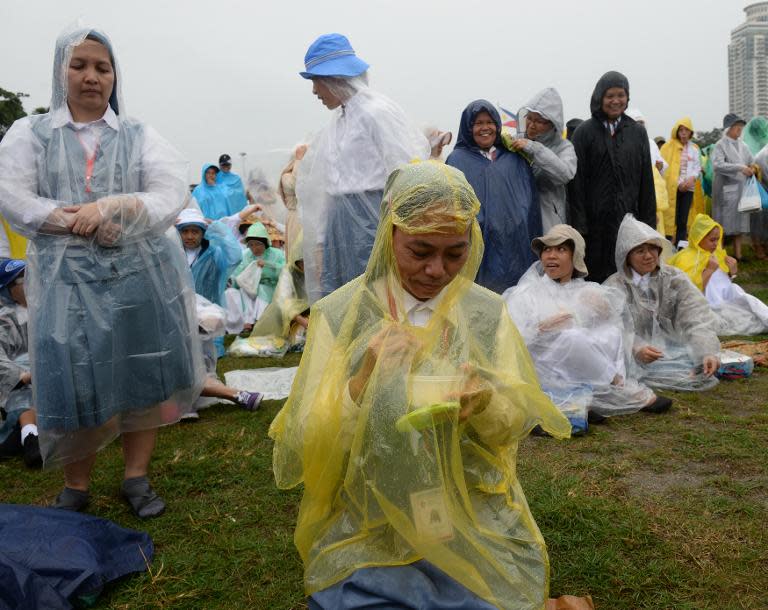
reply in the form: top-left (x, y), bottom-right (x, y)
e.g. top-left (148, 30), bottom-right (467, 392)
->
top-left (270, 161), bottom-right (571, 610)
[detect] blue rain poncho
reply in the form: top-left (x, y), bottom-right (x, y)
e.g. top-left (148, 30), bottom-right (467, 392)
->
top-left (217, 168), bottom-right (248, 215)
top-left (446, 100), bottom-right (541, 292)
top-left (193, 164), bottom-right (231, 220)
top-left (0, 26), bottom-right (204, 466)
top-left (187, 220), bottom-right (242, 305)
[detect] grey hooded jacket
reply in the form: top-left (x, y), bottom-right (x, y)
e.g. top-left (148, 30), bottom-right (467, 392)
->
top-left (519, 88), bottom-right (577, 231)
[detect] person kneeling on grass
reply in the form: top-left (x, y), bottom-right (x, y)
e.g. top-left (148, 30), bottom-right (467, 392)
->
top-left (0, 259), bottom-right (41, 468)
top-left (669, 213), bottom-right (768, 336)
top-left (269, 161), bottom-right (570, 610)
top-left (504, 225), bottom-right (670, 435)
top-left (605, 214), bottom-right (721, 392)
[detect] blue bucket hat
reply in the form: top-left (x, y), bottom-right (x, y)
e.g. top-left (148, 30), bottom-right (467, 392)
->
top-left (300, 33), bottom-right (369, 79)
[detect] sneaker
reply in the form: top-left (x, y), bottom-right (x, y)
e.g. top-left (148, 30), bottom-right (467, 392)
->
top-left (51, 487), bottom-right (90, 512)
top-left (179, 411), bottom-right (200, 422)
top-left (122, 476), bottom-right (166, 519)
top-left (641, 396), bottom-right (673, 414)
top-left (22, 434), bottom-right (42, 469)
top-left (235, 390), bottom-right (264, 412)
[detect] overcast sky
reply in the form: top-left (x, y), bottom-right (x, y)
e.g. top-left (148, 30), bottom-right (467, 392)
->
top-left (0, 0), bottom-right (750, 184)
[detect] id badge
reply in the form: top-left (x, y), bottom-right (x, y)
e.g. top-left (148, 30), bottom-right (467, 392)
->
top-left (410, 487), bottom-right (454, 542)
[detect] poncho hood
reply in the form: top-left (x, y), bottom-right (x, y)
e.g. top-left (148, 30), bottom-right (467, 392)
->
top-left (589, 71), bottom-right (629, 120)
top-left (743, 117), bottom-right (768, 155)
top-left (245, 221), bottom-right (271, 246)
top-left (614, 214), bottom-right (672, 275)
top-left (668, 214), bottom-right (728, 290)
top-left (52, 26), bottom-right (121, 116)
top-left (520, 87), bottom-right (565, 138)
top-left (455, 100), bottom-right (503, 151)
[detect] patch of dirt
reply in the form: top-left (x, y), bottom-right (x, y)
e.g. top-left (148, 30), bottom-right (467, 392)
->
top-left (620, 466), bottom-right (709, 499)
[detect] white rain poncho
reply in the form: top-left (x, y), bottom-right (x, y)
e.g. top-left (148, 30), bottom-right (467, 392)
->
top-left (247, 167), bottom-right (285, 224)
top-left (604, 215), bottom-right (720, 392)
top-left (0, 295), bottom-right (32, 447)
top-left (504, 262), bottom-right (654, 426)
top-left (711, 133), bottom-right (754, 235)
top-left (270, 161), bottom-right (570, 609)
top-left (297, 76), bottom-right (430, 303)
top-left (0, 26), bottom-right (204, 466)
top-left (517, 88), bottom-right (577, 231)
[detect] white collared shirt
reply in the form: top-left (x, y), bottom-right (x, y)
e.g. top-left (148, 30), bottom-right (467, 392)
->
top-left (479, 146), bottom-right (497, 162)
top-left (402, 289), bottom-right (440, 328)
top-left (185, 246), bottom-right (202, 267)
top-left (631, 268), bottom-right (651, 292)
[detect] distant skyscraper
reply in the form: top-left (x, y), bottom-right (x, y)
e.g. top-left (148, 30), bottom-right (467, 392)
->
top-left (730, 3), bottom-right (768, 120)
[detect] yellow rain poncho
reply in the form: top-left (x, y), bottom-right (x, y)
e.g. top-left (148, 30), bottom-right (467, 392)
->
top-left (660, 118), bottom-right (707, 238)
top-left (668, 214), bottom-right (728, 291)
top-left (270, 161), bottom-right (570, 609)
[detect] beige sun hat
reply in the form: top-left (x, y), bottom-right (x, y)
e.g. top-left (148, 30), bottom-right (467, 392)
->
top-left (531, 224), bottom-right (588, 277)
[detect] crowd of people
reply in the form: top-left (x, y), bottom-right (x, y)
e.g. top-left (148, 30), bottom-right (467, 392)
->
top-left (0, 25), bottom-right (766, 610)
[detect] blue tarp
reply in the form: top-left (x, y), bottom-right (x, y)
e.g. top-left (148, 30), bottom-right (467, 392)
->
top-left (0, 504), bottom-right (153, 609)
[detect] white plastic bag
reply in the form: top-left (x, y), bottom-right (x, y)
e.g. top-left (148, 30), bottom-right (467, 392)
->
top-left (236, 261), bottom-right (262, 300)
top-left (738, 177), bottom-right (761, 213)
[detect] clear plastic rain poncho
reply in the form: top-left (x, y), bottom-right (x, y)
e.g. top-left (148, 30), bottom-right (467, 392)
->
top-left (0, 289), bottom-right (32, 447)
top-left (504, 262), bottom-right (654, 430)
top-left (516, 88), bottom-right (577, 231)
top-left (604, 215), bottom-right (720, 392)
top-left (270, 161), bottom-right (570, 609)
top-left (0, 26), bottom-right (204, 466)
top-left (711, 131), bottom-right (754, 235)
top-left (669, 214), bottom-right (768, 335)
top-left (297, 76), bottom-right (430, 303)
top-left (248, 166), bottom-right (285, 224)
top-left (236, 234), bottom-right (308, 357)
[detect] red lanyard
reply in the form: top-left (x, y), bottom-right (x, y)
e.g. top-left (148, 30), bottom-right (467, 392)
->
top-left (75, 133), bottom-right (100, 194)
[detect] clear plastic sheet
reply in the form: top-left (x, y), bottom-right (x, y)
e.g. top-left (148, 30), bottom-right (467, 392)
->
top-left (270, 161), bottom-right (570, 608)
top-left (297, 76), bottom-right (429, 303)
top-left (504, 262), bottom-right (653, 420)
top-left (605, 215), bottom-right (719, 392)
top-left (0, 25), bottom-right (204, 465)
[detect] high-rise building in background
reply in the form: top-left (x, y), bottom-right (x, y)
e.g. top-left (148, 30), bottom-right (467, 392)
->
top-left (730, 3), bottom-right (768, 120)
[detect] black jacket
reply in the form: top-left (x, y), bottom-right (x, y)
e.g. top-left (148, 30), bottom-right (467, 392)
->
top-left (569, 71), bottom-right (656, 283)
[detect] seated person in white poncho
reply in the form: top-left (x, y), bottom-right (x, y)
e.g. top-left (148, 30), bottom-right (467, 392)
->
top-left (503, 225), bottom-right (669, 433)
top-left (604, 214), bottom-right (721, 392)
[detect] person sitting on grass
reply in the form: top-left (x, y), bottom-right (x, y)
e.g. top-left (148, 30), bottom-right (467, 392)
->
top-left (504, 224), bottom-right (670, 435)
top-left (244, 232), bottom-right (309, 356)
top-left (269, 161), bottom-right (570, 610)
top-left (225, 222), bottom-right (285, 334)
top-left (669, 213), bottom-right (768, 336)
top-left (605, 214), bottom-right (721, 392)
top-left (0, 259), bottom-right (41, 468)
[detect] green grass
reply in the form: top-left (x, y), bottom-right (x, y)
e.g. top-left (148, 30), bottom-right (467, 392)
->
top-left (1, 257), bottom-right (767, 609)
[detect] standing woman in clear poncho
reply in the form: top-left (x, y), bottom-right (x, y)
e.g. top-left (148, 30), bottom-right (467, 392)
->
top-left (296, 33), bottom-right (429, 303)
top-left (0, 27), bottom-right (204, 517)
top-left (270, 161), bottom-right (570, 610)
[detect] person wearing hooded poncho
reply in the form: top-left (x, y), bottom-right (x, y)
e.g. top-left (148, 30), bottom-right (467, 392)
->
top-left (711, 113), bottom-right (758, 260)
top-left (0, 259), bottom-right (42, 469)
top-left (605, 215), bottom-right (721, 393)
top-left (297, 34), bottom-right (430, 303)
top-left (0, 26), bottom-right (204, 516)
top-left (743, 117), bottom-right (768, 260)
top-left (504, 225), bottom-right (664, 435)
top-left (235, 233), bottom-right (309, 357)
top-left (504, 87), bottom-right (577, 232)
top-left (669, 213), bottom-right (768, 336)
top-left (192, 163), bottom-right (231, 220)
top-left (217, 153), bottom-right (250, 215)
top-left (659, 118), bottom-right (706, 244)
top-left (446, 100), bottom-right (542, 292)
top-left (570, 72), bottom-right (656, 283)
top-left (270, 161), bottom-right (571, 610)
top-left (224, 221), bottom-right (285, 334)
